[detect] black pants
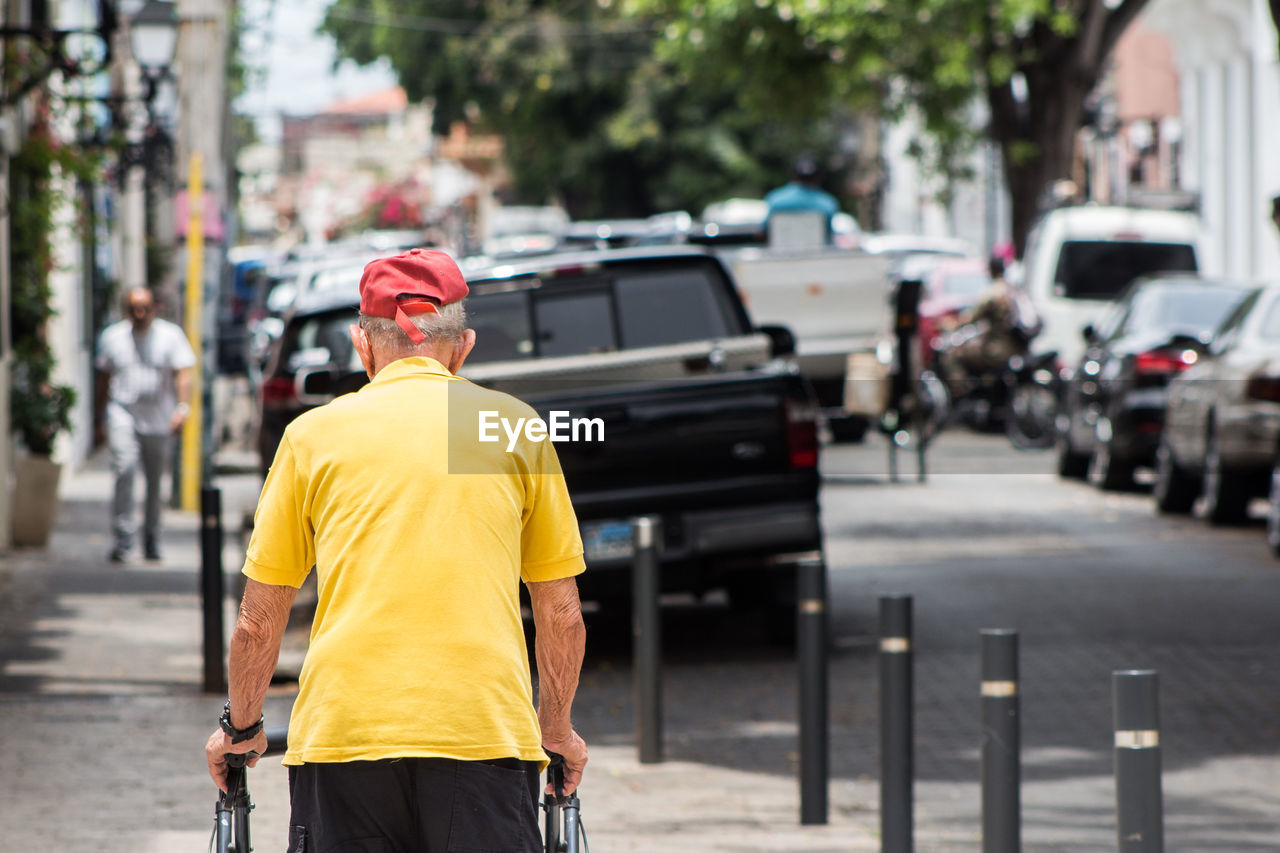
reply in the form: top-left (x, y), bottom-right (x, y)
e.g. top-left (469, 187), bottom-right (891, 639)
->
top-left (286, 757), bottom-right (542, 853)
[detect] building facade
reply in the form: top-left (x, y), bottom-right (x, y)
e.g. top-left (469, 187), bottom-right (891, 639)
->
top-left (1145, 0), bottom-right (1280, 281)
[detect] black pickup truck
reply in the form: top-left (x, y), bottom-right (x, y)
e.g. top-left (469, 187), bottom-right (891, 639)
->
top-left (258, 246), bottom-right (823, 617)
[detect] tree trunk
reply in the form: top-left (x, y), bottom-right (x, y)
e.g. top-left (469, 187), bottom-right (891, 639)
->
top-left (984, 0), bottom-right (1150, 257)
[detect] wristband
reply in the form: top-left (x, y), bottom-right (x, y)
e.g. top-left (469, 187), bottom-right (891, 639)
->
top-left (175, 402), bottom-right (191, 417)
top-left (219, 701), bottom-right (264, 744)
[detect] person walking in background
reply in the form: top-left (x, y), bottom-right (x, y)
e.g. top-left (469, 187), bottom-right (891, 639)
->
top-left (765, 155), bottom-right (841, 243)
top-left (94, 287), bottom-right (195, 563)
top-left (205, 249), bottom-right (589, 852)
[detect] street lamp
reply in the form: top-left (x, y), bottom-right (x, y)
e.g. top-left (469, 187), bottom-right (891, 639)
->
top-left (129, 0), bottom-right (177, 104)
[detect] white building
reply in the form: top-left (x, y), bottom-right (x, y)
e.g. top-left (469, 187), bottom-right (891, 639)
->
top-left (1145, 0), bottom-right (1280, 282)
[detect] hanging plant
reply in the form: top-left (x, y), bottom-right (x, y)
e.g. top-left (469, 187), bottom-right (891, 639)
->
top-left (10, 118), bottom-right (100, 456)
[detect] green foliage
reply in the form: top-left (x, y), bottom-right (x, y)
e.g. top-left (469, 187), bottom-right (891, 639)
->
top-left (321, 0), bottom-right (1149, 242)
top-left (9, 126), bottom-right (98, 456)
top-left (320, 0), bottom-right (852, 217)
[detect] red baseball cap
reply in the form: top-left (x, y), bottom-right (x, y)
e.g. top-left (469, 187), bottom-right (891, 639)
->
top-left (358, 249), bottom-right (469, 344)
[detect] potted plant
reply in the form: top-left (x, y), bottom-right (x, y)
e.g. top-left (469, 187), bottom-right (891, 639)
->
top-left (9, 123), bottom-right (87, 547)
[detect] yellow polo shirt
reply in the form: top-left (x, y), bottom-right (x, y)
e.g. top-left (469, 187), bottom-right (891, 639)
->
top-left (243, 356), bottom-right (585, 768)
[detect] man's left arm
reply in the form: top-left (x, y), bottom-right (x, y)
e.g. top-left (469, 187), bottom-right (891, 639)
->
top-left (204, 579), bottom-right (297, 791)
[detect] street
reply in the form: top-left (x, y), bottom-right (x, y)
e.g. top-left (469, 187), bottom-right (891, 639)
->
top-left (2, 429), bottom-right (1279, 850)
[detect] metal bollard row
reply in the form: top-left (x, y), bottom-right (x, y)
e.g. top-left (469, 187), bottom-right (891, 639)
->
top-left (872, 603), bottom-right (1165, 853)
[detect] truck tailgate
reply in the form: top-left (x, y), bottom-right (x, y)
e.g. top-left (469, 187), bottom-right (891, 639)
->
top-left (727, 248), bottom-right (892, 356)
top-left (492, 371), bottom-right (818, 518)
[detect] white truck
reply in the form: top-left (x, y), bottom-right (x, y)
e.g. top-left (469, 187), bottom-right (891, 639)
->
top-left (715, 219), bottom-right (894, 440)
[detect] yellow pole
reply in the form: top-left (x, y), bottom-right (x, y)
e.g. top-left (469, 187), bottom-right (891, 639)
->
top-left (181, 153), bottom-right (204, 511)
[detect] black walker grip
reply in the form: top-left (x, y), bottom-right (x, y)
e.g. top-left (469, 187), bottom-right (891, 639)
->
top-left (544, 750), bottom-right (569, 803)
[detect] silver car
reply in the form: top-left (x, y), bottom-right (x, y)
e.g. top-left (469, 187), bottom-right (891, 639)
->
top-left (1156, 284), bottom-right (1280, 522)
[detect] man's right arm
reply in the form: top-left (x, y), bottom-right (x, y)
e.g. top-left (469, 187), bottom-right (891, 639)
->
top-left (527, 575), bottom-right (588, 795)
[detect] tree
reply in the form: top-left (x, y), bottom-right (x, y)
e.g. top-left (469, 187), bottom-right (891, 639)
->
top-left (641, 0), bottom-right (1150, 254)
top-left (322, 1), bottom-right (1151, 252)
top-left (320, 0), bottom-right (852, 219)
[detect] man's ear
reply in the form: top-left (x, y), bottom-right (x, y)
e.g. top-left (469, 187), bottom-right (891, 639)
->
top-left (349, 324), bottom-right (376, 379)
top-left (447, 328), bottom-right (477, 374)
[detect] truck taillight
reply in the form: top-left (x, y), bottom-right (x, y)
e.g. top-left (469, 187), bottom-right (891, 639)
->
top-left (786, 399), bottom-right (819, 469)
top-left (260, 376), bottom-right (297, 408)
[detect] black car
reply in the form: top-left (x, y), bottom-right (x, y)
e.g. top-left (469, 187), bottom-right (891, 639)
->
top-left (1056, 275), bottom-right (1256, 490)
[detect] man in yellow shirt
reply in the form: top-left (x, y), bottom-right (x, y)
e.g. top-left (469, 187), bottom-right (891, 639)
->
top-left (205, 249), bottom-right (588, 852)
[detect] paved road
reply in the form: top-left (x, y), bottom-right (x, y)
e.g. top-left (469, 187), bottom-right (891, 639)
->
top-left (2, 430), bottom-right (1279, 851)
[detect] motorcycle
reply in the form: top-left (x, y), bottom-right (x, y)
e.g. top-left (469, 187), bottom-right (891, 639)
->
top-left (932, 322), bottom-right (1060, 450)
top-left (1002, 350), bottom-right (1060, 450)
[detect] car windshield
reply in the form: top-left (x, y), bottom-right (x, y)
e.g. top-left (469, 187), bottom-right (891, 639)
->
top-left (1053, 241), bottom-right (1197, 299)
top-left (1127, 286), bottom-right (1250, 337)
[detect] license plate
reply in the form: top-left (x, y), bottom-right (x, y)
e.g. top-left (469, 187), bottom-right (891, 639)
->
top-left (582, 520), bottom-right (635, 563)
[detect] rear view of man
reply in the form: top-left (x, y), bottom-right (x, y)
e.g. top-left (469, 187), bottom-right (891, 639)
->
top-left (205, 249), bottom-right (588, 852)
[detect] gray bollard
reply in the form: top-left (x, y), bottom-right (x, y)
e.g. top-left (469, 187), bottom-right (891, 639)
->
top-left (981, 630), bottom-right (1020, 853)
top-left (200, 486), bottom-right (227, 694)
top-left (631, 516), bottom-right (662, 764)
top-left (1114, 670), bottom-right (1163, 852)
top-left (797, 557), bottom-right (829, 825)
top-left (879, 595), bottom-right (914, 853)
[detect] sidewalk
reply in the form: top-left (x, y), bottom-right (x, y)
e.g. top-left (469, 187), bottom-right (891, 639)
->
top-left (0, 454), bottom-right (890, 853)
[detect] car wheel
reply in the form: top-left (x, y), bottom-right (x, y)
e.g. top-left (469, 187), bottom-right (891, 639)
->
top-left (1201, 431), bottom-right (1250, 525)
top-left (1266, 462), bottom-right (1280, 558)
top-left (1055, 420), bottom-right (1089, 480)
top-left (1088, 439), bottom-right (1135, 491)
top-left (1153, 436), bottom-right (1198, 514)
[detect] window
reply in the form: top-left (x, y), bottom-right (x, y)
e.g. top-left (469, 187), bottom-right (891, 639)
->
top-left (1207, 289), bottom-right (1260, 353)
top-left (467, 290), bottom-right (534, 363)
top-left (534, 290), bottom-right (617, 356)
top-left (1052, 241), bottom-right (1197, 300)
top-left (1127, 286), bottom-right (1250, 338)
top-left (615, 268), bottom-right (731, 347)
top-left (1256, 296), bottom-right (1280, 340)
top-left (285, 310), bottom-right (356, 371)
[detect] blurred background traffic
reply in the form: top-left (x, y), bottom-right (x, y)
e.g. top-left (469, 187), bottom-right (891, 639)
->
top-left (3, 0), bottom-right (1280, 559)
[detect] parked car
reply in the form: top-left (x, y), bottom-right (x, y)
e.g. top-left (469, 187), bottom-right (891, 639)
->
top-left (1155, 283), bottom-right (1280, 521)
top-left (1055, 275), bottom-right (1256, 489)
top-left (1020, 204), bottom-right (1205, 368)
top-left (255, 246), bottom-right (823, 630)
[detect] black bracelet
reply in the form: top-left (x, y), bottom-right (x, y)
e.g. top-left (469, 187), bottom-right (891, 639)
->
top-left (219, 700), bottom-right (264, 744)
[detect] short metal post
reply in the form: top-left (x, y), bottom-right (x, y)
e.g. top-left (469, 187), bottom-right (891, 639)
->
top-left (981, 630), bottom-right (1020, 853)
top-left (200, 486), bottom-right (227, 694)
top-left (1114, 670), bottom-right (1163, 853)
top-left (631, 516), bottom-right (662, 764)
top-left (879, 595), bottom-right (913, 853)
top-left (797, 557), bottom-right (829, 825)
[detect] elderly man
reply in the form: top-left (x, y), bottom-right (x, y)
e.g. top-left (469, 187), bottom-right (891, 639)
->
top-left (94, 287), bottom-right (195, 562)
top-left (205, 249), bottom-right (588, 852)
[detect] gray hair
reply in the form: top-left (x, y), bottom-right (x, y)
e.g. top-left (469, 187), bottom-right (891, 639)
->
top-left (358, 300), bottom-right (468, 355)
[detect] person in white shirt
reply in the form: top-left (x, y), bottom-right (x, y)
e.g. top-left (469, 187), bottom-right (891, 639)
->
top-left (94, 287), bottom-right (196, 562)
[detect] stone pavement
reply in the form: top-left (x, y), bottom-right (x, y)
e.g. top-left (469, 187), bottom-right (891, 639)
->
top-left (4, 437), bottom-right (1280, 851)
top-left (0, 451), bottom-right (889, 853)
